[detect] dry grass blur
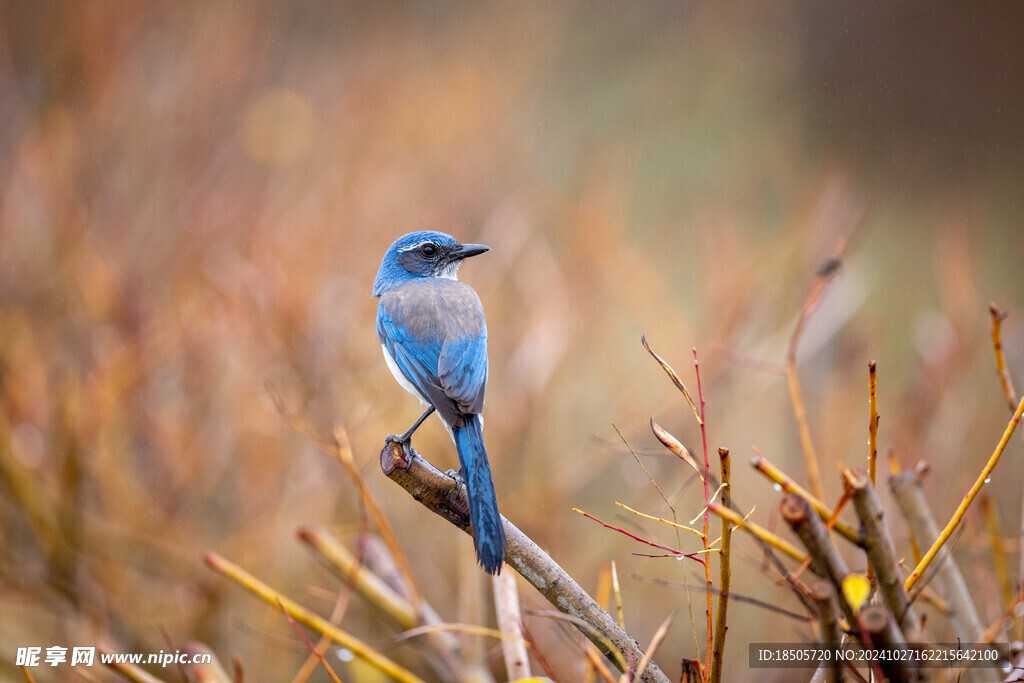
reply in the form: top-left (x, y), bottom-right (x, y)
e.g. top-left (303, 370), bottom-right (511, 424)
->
top-left (2, 3), bottom-right (1023, 681)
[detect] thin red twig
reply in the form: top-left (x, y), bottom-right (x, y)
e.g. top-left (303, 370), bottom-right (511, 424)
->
top-left (574, 509), bottom-right (705, 566)
top-left (693, 348), bottom-right (713, 682)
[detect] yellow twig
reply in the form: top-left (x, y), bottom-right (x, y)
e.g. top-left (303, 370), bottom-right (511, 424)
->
top-left (709, 448), bottom-right (731, 683)
top-left (989, 302), bottom-right (1024, 640)
top-left (204, 552), bottom-right (424, 683)
top-left (990, 304), bottom-right (1019, 413)
top-left (905, 394), bottom-right (1024, 592)
top-left (750, 452), bottom-right (860, 545)
top-left (391, 622), bottom-right (527, 645)
top-left (706, 503), bottom-right (808, 564)
top-left (687, 483), bottom-right (728, 527)
top-left (980, 496), bottom-right (1014, 608)
top-left (298, 525), bottom-right (417, 627)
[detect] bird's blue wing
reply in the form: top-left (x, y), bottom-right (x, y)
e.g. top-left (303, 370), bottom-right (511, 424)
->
top-left (438, 336), bottom-right (487, 415)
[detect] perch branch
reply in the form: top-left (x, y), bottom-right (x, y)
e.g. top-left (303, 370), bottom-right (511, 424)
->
top-left (380, 441), bottom-right (670, 683)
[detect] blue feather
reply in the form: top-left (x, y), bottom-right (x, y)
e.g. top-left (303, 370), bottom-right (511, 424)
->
top-left (454, 415), bottom-right (505, 573)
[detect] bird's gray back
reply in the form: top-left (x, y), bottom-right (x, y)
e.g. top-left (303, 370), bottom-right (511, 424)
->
top-left (379, 278), bottom-right (486, 343)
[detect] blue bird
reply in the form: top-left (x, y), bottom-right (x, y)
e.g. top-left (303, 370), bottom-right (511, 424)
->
top-left (373, 230), bottom-right (506, 574)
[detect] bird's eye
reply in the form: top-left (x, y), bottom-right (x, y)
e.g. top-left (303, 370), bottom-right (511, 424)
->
top-left (420, 243), bottom-right (436, 257)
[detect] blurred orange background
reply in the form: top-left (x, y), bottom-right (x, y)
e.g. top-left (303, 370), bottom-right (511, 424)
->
top-left (2, 3), bottom-right (1023, 681)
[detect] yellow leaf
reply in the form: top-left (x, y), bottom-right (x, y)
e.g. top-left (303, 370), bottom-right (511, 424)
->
top-left (842, 574), bottom-right (872, 612)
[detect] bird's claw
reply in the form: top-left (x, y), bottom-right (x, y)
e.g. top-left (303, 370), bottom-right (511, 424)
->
top-left (445, 468), bottom-right (465, 495)
top-left (384, 434), bottom-right (413, 458)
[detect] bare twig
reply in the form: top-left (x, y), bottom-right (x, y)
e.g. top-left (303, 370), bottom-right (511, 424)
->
top-left (989, 302), bottom-right (1024, 641)
top-left (493, 570), bottom-right (530, 681)
top-left (990, 304), bottom-right (1019, 414)
top-left (706, 502), bottom-right (808, 565)
top-left (634, 575), bottom-right (809, 622)
top-left (625, 610), bottom-right (676, 683)
top-left (692, 348), bottom-right (713, 681)
top-left (709, 448), bottom-right (732, 683)
top-left (867, 361), bottom-right (879, 486)
top-left (680, 658), bottom-right (702, 682)
top-left (786, 256), bottom-right (843, 501)
top-left (297, 526), bottom-right (470, 680)
top-left (860, 606), bottom-right (915, 683)
top-left (889, 464), bottom-right (985, 645)
top-left (300, 526), bottom-right (417, 626)
top-left (642, 337), bottom-right (715, 676)
top-left (582, 641), bottom-right (620, 683)
top-left (750, 452), bottom-right (861, 545)
top-left (612, 560), bottom-right (625, 629)
top-left (903, 394), bottom-right (1024, 592)
top-left (842, 468), bottom-right (921, 641)
top-left (521, 622), bottom-right (563, 682)
top-left (267, 386), bottom-right (423, 607)
top-left (277, 597), bottom-right (343, 683)
top-left (780, 493), bottom-right (855, 626)
top-left (810, 580), bottom-right (842, 683)
top-left (613, 423), bottom-right (674, 513)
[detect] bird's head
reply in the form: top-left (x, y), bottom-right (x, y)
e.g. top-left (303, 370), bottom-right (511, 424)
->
top-left (372, 230), bottom-right (490, 296)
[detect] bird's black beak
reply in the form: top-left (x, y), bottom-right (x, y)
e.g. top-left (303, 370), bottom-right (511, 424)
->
top-left (451, 243), bottom-right (490, 259)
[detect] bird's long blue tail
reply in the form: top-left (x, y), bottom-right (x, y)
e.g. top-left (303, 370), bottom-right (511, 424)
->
top-left (454, 415), bottom-right (506, 574)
